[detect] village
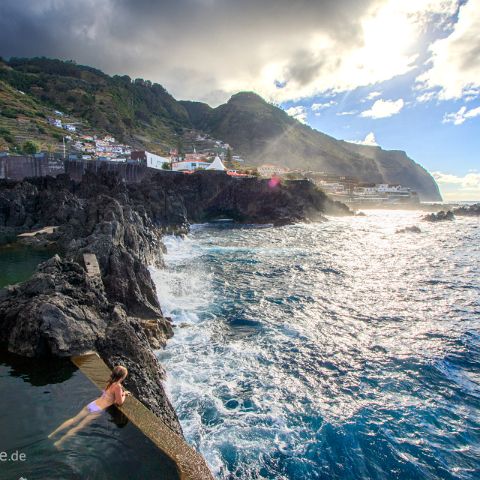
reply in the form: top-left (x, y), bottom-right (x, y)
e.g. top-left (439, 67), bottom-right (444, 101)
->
top-left (42, 111), bottom-right (251, 175)
top-left (1, 110), bottom-right (420, 206)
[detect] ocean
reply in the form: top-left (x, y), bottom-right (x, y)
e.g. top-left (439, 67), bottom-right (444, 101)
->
top-left (151, 210), bottom-right (480, 480)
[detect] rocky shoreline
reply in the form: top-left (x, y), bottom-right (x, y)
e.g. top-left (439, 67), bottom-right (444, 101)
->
top-left (0, 170), bottom-right (351, 438)
top-left (422, 203), bottom-right (480, 222)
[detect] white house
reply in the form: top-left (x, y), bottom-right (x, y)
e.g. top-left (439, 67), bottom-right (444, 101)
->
top-left (50, 118), bottom-right (62, 128)
top-left (376, 184), bottom-right (411, 194)
top-left (131, 150), bottom-right (170, 170)
top-left (172, 160), bottom-right (210, 171)
top-left (257, 163), bottom-right (289, 177)
top-left (355, 186), bottom-right (377, 195)
top-left (319, 181), bottom-right (346, 194)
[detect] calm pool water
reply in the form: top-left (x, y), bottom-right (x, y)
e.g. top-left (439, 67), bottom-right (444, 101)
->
top-left (0, 350), bottom-right (180, 480)
top-left (0, 243), bottom-right (55, 288)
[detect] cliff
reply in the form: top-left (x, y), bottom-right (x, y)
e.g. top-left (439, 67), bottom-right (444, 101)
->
top-left (340, 142), bottom-right (442, 202)
top-left (182, 92), bottom-right (441, 201)
top-left (0, 171), bottom-right (350, 437)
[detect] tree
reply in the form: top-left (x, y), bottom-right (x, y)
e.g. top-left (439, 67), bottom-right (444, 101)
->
top-left (0, 138), bottom-right (9, 152)
top-left (176, 138), bottom-right (184, 157)
top-left (162, 162), bottom-right (172, 170)
top-left (22, 140), bottom-right (39, 155)
top-left (284, 172), bottom-right (301, 180)
top-left (44, 143), bottom-right (56, 153)
top-left (224, 147), bottom-right (234, 169)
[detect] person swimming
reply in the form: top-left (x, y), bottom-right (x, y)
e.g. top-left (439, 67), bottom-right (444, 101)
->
top-left (48, 365), bottom-right (130, 448)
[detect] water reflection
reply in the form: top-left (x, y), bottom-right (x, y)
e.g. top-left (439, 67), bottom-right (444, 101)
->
top-left (0, 348), bottom-right (76, 385)
top-left (0, 242), bottom-right (56, 288)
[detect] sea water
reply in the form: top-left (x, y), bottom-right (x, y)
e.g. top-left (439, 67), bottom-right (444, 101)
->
top-left (151, 210), bottom-right (480, 479)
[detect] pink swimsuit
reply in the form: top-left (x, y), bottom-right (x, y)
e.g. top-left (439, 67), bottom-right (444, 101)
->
top-left (86, 389), bottom-right (115, 414)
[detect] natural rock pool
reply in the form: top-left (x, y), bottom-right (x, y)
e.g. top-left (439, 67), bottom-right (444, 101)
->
top-left (0, 242), bottom-right (55, 288)
top-left (0, 349), bottom-right (180, 479)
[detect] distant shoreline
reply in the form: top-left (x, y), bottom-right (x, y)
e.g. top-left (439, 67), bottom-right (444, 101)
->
top-left (348, 201), bottom-right (476, 212)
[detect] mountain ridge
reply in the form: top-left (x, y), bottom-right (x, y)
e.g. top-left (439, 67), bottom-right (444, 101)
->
top-left (0, 58), bottom-right (441, 200)
top-left (181, 92), bottom-right (441, 201)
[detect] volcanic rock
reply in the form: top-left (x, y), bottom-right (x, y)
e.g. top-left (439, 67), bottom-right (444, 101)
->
top-left (423, 210), bottom-right (455, 222)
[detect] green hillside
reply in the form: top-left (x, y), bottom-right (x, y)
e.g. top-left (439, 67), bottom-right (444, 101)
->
top-left (0, 79), bottom-right (72, 153)
top-left (0, 57), bottom-right (192, 154)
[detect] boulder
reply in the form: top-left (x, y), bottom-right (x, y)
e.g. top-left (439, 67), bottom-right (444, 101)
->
top-left (422, 210), bottom-right (454, 222)
top-left (396, 225), bottom-right (421, 233)
top-left (452, 203), bottom-right (480, 217)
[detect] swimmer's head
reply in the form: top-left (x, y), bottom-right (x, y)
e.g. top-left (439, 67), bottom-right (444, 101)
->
top-left (106, 365), bottom-right (128, 388)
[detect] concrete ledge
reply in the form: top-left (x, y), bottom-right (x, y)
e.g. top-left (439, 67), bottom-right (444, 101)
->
top-left (72, 353), bottom-right (214, 480)
top-left (83, 253), bottom-right (101, 278)
top-left (17, 226), bottom-right (58, 237)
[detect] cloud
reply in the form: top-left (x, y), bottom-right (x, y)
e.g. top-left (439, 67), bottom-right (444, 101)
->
top-left (360, 90), bottom-right (382, 103)
top-left (0, 0), bottom-right (462, 105)
top-left (311, 101), bottom-right (336, 111)
top-left (285, 106), bottom-right (308, 123)
top-left (360, 98), bottom-right (404, 118)
top-left (348, 132), bottom-right (379, 145)
top-left (433, 171), bottom-right (480, 200)
top-left (442, 105), bottom-right (480, 125)
top-left (311, 100), bottom-right (336, 115)
top-left (337, 110), bottom-right (358, 116)
top-left (366, 91), bottom-right (382, 100)
top-left (416, 0), bottom-right (480, 100)
top-left (416, 91), bottom-right (438, 103)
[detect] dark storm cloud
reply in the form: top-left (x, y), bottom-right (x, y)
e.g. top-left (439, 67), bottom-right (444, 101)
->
top-left (284, 50), bottom-right (329, 86)
top-left (0, 0), bottom-right (382, 103)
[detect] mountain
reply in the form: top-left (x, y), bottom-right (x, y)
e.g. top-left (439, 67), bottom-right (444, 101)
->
top-left (181, 93), bottom-right (441, 201)
top-left (0, 58), bottom-right (441, 200)
top-left (0, 57), bottom-right (192, 152)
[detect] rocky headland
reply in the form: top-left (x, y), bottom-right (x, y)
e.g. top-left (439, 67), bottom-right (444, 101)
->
top-left (422, 203), bottom-right (480, 222)
top-left (453, 203), bottom-right (480, 217)
top-left (0, 170), bottom-right (351, 437)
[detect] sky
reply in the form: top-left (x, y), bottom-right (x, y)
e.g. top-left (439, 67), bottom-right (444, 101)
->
top-left (0, 0), bottom-right (479, 200)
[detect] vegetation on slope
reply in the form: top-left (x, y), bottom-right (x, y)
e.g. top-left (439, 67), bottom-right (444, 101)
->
top-left (0, 79), bottom-right (69, 153)
top-left (0, 57), bottom-right (192, 153)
